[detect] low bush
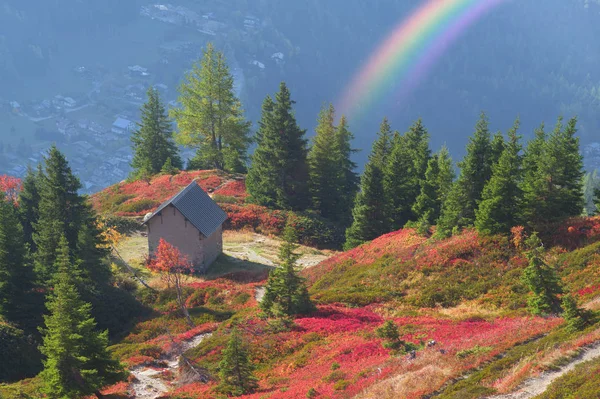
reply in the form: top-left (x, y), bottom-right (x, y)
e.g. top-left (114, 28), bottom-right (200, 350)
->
top-left (118, 198), bottom-right (160, 214)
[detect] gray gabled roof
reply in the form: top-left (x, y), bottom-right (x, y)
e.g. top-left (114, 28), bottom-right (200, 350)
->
top-left (144, 180), bottom-right (227, 237)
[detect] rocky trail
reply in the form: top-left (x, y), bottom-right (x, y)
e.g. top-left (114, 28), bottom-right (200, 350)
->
top-left (485, 341), bottom-right (600, 399)
top-left (129, 333), bottom-right (211, 399)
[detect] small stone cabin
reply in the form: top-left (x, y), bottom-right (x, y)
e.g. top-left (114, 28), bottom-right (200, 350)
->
top-left (143, 181), bottom-right (228, 272)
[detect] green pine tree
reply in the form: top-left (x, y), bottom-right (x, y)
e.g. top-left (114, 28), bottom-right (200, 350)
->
top-left (475, 119), bottom-right (523, 235)
top-left (519, 123), bottom-right (547, 226)
top-left (561, 294), bottom-right (590, 332)
top-left (490, 131), bottom-right (506, 168)
top-left (33, 146), bottom-right (85, 283)
top-left (217, 327), bottom-right (258, 396)
top-left (160, 157), bottom-right (179, 175)
top-left (402, 118), bottom-right (432, 219)
top-left (436, 112), bottom-right (493, 237)
top-left (18, 164), bottom-right (42, 251)
top-left (412, 154), bottom-right (441, 227)
top-left (385, 132), bottom-right (414, 230)
top-left (521, 233), bottom-right (563, 315)
top-left (33, 146), bottom-right (110, 288)
top-left (261, 223), bottom-right (314, 316)
top-left (39, 237), bottom-right (124, 399)
top-left (345, 119), bottom-right (392, 248)
top-left (0, 194), bottom-right (34, 325)
top-left (308, 104), bottom-right (340, 219)
top-left (171, 43), bottom-right (251, 171)
top-left (130, 87), bottom-right (182, 179)
top-left (334, 116), bottom-right (359, 225)
top-left (582, 170), bottom-right (600, 216)
top-left (520, 117), bottom-right (584, 227)
top-left (246, 82), bottom-right (309, 210)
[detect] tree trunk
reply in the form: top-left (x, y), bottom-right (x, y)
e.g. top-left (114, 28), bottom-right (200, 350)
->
top-left (94, 390), bottom-right (104, 399)
top-left (176, 275), bottom-right (194, 327)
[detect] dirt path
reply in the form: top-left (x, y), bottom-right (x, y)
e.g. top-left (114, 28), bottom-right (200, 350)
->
top-left (255, 286), bottom-right (266, 304)
top-left (485, 342), bottom-right (600, 399)
top-left (130, 333), bottom-right (211, 399)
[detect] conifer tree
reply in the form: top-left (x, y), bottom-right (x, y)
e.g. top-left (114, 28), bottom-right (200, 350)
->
top-left (384, 132), bottom-right (414, 230)
top-left (39, 237), bottom-right (124, 399)
top-left (521, 233), bottom-right (563, 315)
top-left (561, 294), bottom-right (590, 332)
top-left (130, 87), bottom-right (182, 179)
top-left (543, 117), bottom-right (584, 219)
top-left (33, 146), bottom-right (85, 283)
top-left (582, 170), bottom-right (600, 215)
top-left (217, 327), bottom-right (258, 396)
top-left (334, 116), bottom-right (359, 225)
top-left (402, 118), bottom-right (431, 214)
top-left (475, 119), bottom-right (523, 235)
top-left (246, 83), bottom-right (309, 210)
top-left (261, 223), bottom-right (314, 316)
top-left (436, 113), bottom-right (493, 237)
top-left (33, 146), bottom-right (109, 287)
top-left (490, 131), bottom-right (506, 168)
top-left (308, 104), bottom-right (340, 219)
top-left (345, 119), bottom-right (392, 248)
top-left (520, 123), bottom-right (547, 225)
top-left (0, 194), bottom-right (34, 325)
top-left (436, 146), bottom-right (456, 207)
top-left (521, 117), bottom-right (584, 226)
top-left (18, 164), bottom-right (42, 250)
top-left (413, 146), bottom-right (456, 230)
top-left (412, 154), bottom-right (441, 227)
top-left (171, 43), bottom-right (251, 171)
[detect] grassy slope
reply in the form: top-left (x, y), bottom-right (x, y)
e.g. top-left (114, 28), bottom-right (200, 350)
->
top-left (3, 176), bottom-right (600, 398)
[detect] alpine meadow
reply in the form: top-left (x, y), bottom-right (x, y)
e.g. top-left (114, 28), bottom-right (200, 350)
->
top-left (1, 1), bottom-right (600, 399)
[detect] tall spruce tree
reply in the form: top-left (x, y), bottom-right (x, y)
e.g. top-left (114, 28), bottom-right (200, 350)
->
top-left (18, 165), bottom-right (42, 251)
top-left (543, 117), bottom-right (584, 219)
top-left (403, 118), bottom-right (431, 211)
top-left (475, 119), bottom-right (523, 235)
top-left (308, 104), bottom-right (340, 219)
top-left (39, 237), bottom-right (124, 399)
top-left (412, 154), bottom-right (441, 226)
top-left (384, 132), bottom-right (414, 230)
top-left (0, 195), bottom-right (34, 325)
top-left (33, 147), bottom-right (110, 287)
top-left (520, 117), bottom-right (584, 226)
top-left (261, 223), bottom-right (314, 316)
top-left (520, 123), bottom-right (547, 226)
top-left (33, 146), bottom-right (85, 283)
top-left (436, 113), bottom-right (493, 237)
top-left (217, 327), bottom-right (258, 397)
top-left (345, 118), bottom-right (392, 248)
top-left (490, 131), bottom-right (506, 168)
top-left (130, 87), bottom-right (182, 178)
top-left (413, 146), bottom-right (456, 229)
top-left (436, 146), bottom-right (456, 207)
top-left (171, 43), bottom-right (251, 172)
top-left (246, 83), bottom-right (309, 210)
top-left (521, 233), bottom-right (563, 315)
top-left (334, 116), bottom-right (359, 225)
top-left (582, 170), bottom-right (600, 216)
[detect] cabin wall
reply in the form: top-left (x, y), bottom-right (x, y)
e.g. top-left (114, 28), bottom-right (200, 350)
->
top-left (147, 205), bottom-right (223, 271)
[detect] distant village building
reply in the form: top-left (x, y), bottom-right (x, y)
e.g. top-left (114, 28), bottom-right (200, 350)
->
top-left (112, 117), bottom-right (134, 134)
top-left (143, 181), bottom-right (228, 272)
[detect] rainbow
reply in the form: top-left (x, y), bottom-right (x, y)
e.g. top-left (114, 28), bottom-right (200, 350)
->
top-left (338, 0), bottom-right (509, 121)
